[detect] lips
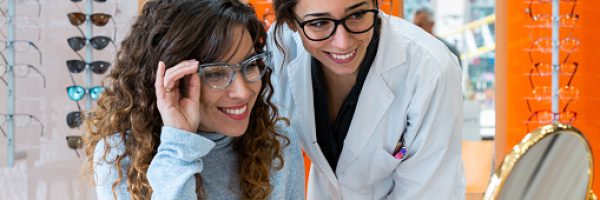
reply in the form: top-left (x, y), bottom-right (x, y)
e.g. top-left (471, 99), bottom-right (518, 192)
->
top-left (325, 49), bottom-right (357, 64)
top-left (219, 104), bottom-right (249, 120)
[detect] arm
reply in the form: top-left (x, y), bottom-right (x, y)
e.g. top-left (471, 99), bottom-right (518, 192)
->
top-left (147, 126), bottom-right (215, 200)
top-left (280, 124), bottom-right (306, 199)
top-left (387, 62), bottom-right (466, 199)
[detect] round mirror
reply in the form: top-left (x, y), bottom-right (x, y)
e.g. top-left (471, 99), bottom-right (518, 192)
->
top-left (484, 123), bottom-right (595, 200)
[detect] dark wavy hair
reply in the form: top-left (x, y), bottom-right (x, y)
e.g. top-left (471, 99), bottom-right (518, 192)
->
top-left (83, 0), bottom-right (288, 199)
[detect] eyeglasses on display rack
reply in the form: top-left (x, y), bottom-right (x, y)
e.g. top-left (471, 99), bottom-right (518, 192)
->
top-left (0, 113), bottom-right (44, 137)
top-left (66, 85), bottom-right (104, 101)
top-left (67, 36), bottom-right (114, 51)
top-left (67, 12), bottom-right (112, 26)
top-left (531, 37), bottom-right (580, 53)
top-left (66, 59), bottom-right (110, 74)
top-left (525, 0), bottom-right (577, 27)
top-left (0, 0), bottom-right (41, 17)
top-left (523, 0), bottom-right (581, 133)
top-left (0, 16), bottom-right (41, 40)
top-left (198, 52), bottom-right (271, 90)
top-left (0, 52), bottom-right (45, 87)
top-left (528, 61), bottom-right (578, 88)
top-left (67, 12), bottom-right (117, 40)
top-left (0, 40), bottom-right (42, 65)
top-left (293, 9), bottom-right (379, 41)
top-left (66, 110), bottom-right (83, 128)
top-left (65, 135), bottom-right (83, 157)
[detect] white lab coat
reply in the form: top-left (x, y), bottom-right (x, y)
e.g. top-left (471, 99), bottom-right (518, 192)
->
top-left (267, 13), bottom-right (466, 200)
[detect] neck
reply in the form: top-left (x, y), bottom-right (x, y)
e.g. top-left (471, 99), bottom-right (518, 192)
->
top-left (321, 66), bottom-right (357, 93)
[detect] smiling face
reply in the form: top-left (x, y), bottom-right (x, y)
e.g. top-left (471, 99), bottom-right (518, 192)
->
top-left (293, 0), bottom-right (376, 76)
top-left (196, 26), bottom-right (262, 137)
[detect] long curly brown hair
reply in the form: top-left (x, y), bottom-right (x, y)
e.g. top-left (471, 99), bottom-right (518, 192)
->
top-left (83, 0), bottom-right (288, 199)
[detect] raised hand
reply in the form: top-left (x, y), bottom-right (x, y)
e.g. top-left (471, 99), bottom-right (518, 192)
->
top-left (155, 60), bottom-right (202, 133)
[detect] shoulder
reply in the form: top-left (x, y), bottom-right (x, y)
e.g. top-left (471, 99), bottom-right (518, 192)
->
top-left (378, 14), bottom-right (460, 77)
top-left (93, 133), bottom-right (128, 166)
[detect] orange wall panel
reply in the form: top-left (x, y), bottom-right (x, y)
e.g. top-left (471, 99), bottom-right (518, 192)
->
top-left (497, 0), bottom-right (600, 194)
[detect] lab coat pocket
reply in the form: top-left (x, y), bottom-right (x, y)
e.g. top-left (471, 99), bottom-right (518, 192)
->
top-left (368, 147), bottom-right (403, 185)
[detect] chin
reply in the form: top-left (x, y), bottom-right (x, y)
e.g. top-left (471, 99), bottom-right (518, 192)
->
top-left (219, 123), bottom-right (249, 137)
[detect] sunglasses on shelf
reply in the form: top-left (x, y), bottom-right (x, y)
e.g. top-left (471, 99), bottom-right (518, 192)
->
top-left (66, 60), bottom-right (111, 74)
top-left (66, 111), bottom-right (83, 129)
top-left (67, 12), bottom-right (112, 26)
top-left (67, 85), bottom-right (105, 101)
top-left (66, 135), bottom-right (83, 158)
top-left (67, 36), bottom-right (114, 51)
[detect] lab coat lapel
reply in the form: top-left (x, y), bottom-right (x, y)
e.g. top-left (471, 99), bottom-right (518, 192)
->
top-left (335, 16), bottom-right (405, 174)
top-left (287, 51), bottom-right (340, 192)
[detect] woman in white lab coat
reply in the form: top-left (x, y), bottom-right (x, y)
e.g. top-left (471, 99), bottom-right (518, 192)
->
top-left (267, 0), bottom-right (466, 199)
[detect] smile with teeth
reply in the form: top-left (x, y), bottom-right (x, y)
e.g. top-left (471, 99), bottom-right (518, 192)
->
top-left (221, 105), bottom-right (247, 115)
top-left (330, 51), bottom-right (355, 60)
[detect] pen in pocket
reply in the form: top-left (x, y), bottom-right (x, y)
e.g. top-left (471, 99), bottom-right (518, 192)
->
top-left (392, 135), bottom-right (407, 160)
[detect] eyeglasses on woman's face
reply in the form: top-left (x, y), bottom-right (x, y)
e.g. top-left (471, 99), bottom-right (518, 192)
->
top-left (198, 52), bottom-right (271, 90)
top-left (293, 9), bottom-right (379, 41)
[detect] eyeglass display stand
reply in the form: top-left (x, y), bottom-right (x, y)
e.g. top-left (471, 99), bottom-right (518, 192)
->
top-left (6, 0), bottom-right (16, 168)
top-left (84, 0), bottom-right (94, 111)
top-left (551, 0), bottom-right (559, 121)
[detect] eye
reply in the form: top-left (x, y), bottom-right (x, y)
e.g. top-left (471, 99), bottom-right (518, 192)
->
top-left (306, 19), bottom-right (332, 28)
top-left (202, 67), bottom-right (229, 80)
top-left (347, 11), bottom-right (367, 20)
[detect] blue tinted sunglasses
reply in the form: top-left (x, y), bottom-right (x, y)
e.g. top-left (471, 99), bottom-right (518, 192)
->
top-left (66, 85), bottom-right (104, 101)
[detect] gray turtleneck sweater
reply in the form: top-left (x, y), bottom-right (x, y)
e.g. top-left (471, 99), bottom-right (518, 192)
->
top-left (93, 126), bottom-right (305, 200)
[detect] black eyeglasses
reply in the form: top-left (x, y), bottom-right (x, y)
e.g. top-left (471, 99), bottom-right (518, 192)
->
top-left (294, 9), bottom-right (378, 41)
top-left (67, 36), bottom-right (114, 51)
top-left (0, 113), bottom-right (44, 137)
top-left (67, 60), bottom-right (110, 74)
top-left (198, 52), bottom-right (271, 90)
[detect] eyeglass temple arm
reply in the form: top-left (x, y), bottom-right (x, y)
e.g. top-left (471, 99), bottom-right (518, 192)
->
top-left (109, 39), bottom-right (117, 51)
top-left (111, 18), bottom-right (117, 41)
top-left (0, 125), bottom-right (6, 137)
top-left (28, 65), bottom-right (46, 88)
top-left (29, 115), bottom-right (44, 137)
top-left (0, 52), bottom-right (6, 64)
top-left (35, 0), bottom-right (41, 17)
top-left (28, 42), bottom-right (42, 66)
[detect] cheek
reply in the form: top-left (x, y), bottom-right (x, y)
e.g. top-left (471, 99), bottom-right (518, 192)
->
top-left (300, 35), bottom-right (324, 53)
top-left (198, 86), bottom-right (221, 118)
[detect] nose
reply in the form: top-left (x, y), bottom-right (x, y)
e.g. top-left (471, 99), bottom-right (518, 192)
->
top-left (329, 24), bottom-right (354, 50)
top-left (227, 72), bottom-right (253, 101)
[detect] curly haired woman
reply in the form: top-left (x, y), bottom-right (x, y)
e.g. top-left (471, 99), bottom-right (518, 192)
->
top-left (83, 0), bottom-right (304, 199)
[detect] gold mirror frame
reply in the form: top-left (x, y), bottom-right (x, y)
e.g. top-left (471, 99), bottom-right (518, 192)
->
top-left (484, 123), bottom-right (595, 200)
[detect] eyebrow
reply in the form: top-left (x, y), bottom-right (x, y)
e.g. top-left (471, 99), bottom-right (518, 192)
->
top-left (302, 1), bottom-right (370, 19)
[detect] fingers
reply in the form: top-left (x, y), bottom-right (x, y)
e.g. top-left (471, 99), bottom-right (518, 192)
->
top-left (186, 71), bottom-right (201, 101)
top-left (155, 61), bottom-right (166, 98)
top-left (163, 60), bottom-right (199, 91)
